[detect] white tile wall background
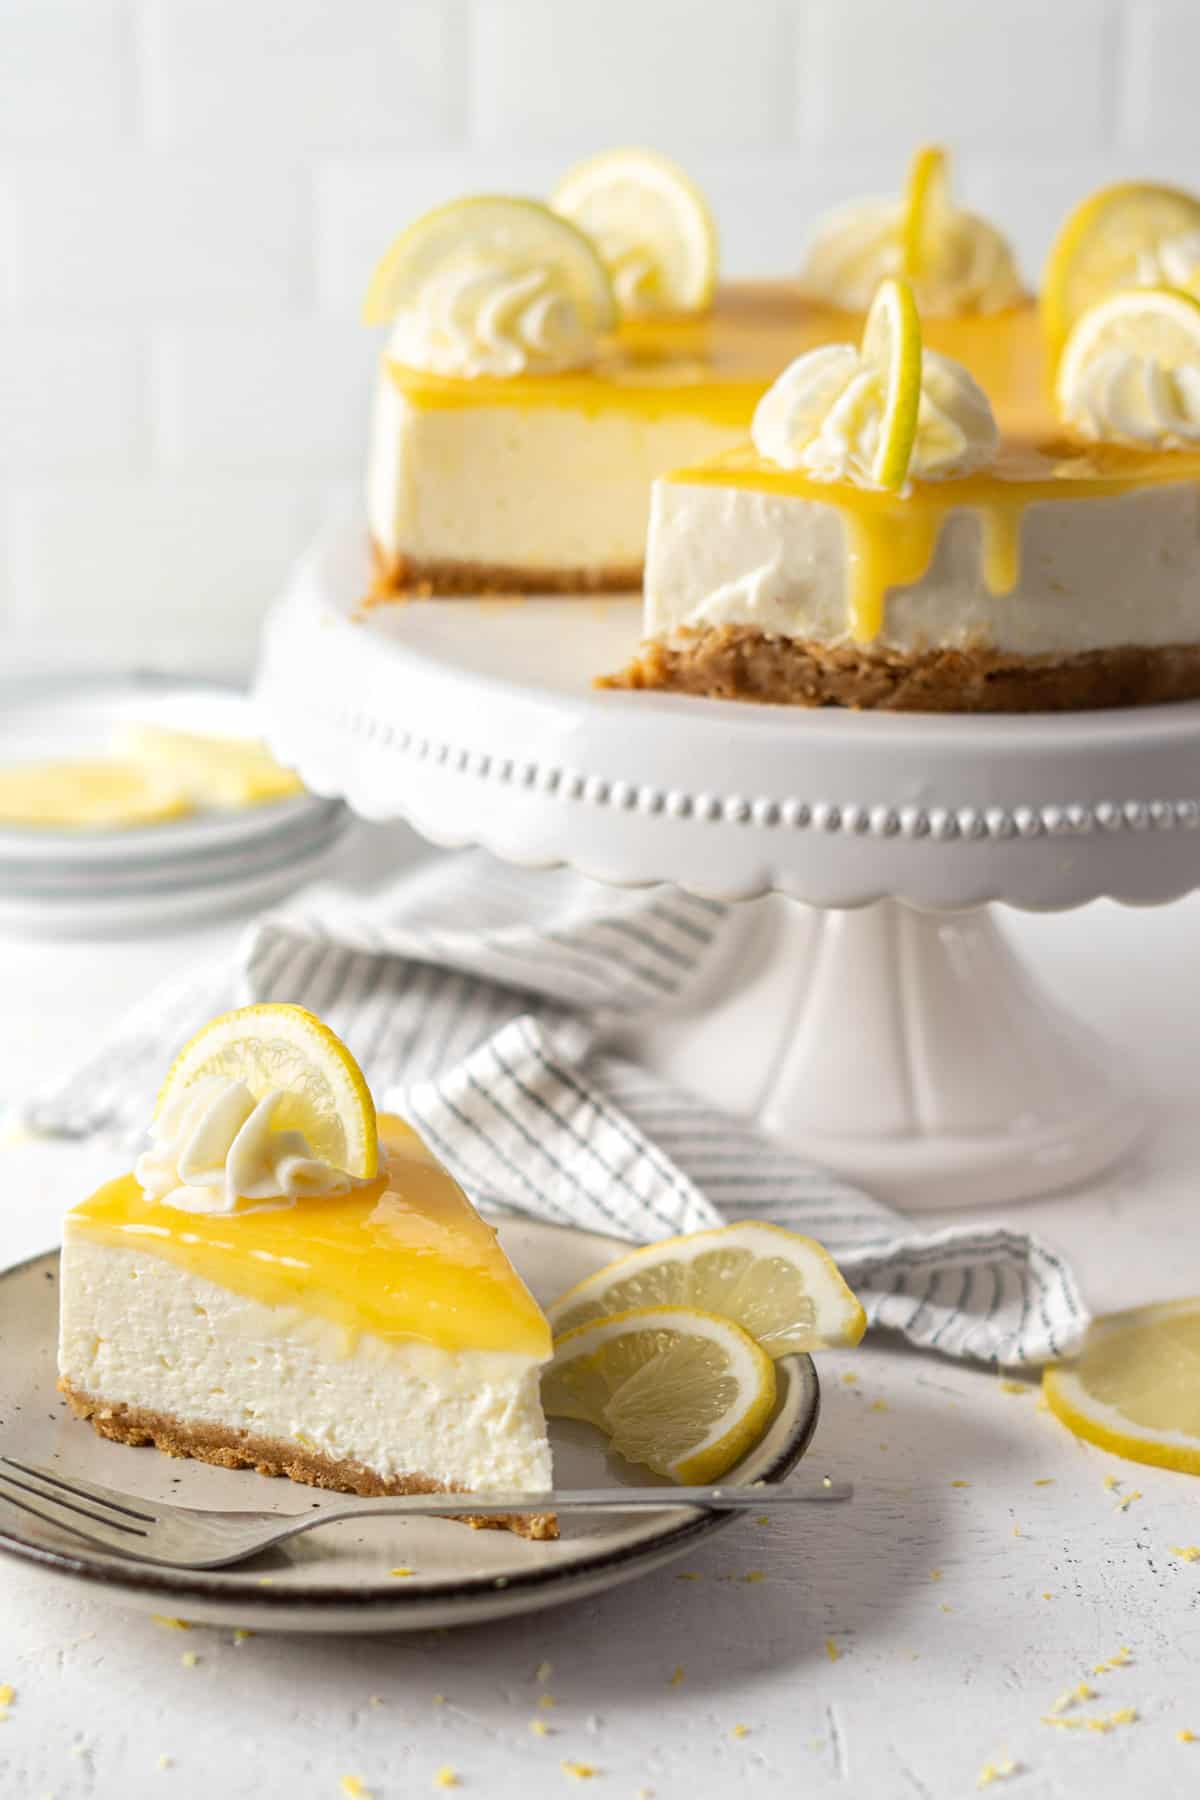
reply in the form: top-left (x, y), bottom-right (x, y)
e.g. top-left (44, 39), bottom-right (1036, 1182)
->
top-left (2, 0), bottom-right (1198, 673)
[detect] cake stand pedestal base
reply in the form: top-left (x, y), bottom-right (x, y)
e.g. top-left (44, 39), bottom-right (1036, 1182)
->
top-left (610, 898), bottom-right (1144, 1211)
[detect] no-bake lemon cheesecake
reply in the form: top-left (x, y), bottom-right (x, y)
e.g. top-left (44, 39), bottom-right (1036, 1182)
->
top-left (363, 149), bottom-right (1052, 602)
top-left (58, 1006), bottom-right (556, 1537)
top-left (613, 158), bottom-right (1200, 711)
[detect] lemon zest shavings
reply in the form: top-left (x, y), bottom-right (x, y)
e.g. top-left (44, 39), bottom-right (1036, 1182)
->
top-left (433, 1769), bottom-right (459, 1790)
top-left (153, 1616), bottom-right (192, 1630)
top-left (562, 1762), bottom-right (599, 1780)
top-left (340, 1779), bottom-right (372, 1800)
top-left (825, 1637), bottom-right (839, 1663)
top-left (669, 1665), bottom-right (685, 1688)
top-left (1171, 1545), bottom-right (1200, 1562)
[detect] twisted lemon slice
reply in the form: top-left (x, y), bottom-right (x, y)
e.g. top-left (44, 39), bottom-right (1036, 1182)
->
top-left (363, 194), bottom-right (615, 332)
top-left (1042, 180), bottom-right (1200, 361)
top-left (1056, 285), bottom-right (1200, 444)
top-left (157, 1003), bottom-right (378, 1181)
top-left (544, 1306), bottom-right (776, 1484)
top-left (548, 1221), bottom-right (866, 1357)
top-left (860, 276), bottom-right (923, 491)
top-left (552, 147), bottom-right (718, 317)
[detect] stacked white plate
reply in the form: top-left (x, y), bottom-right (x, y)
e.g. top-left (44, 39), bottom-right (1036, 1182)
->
top-left (0, 675), bottom-right (350, 938)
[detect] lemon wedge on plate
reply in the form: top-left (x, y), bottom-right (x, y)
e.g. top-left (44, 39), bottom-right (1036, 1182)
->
top-left (362, 194), bottom-right (616, 331)
top-left (158, 1004), bottom-right (378, 1181)
top-left (860, 275), bottom-right (923, 492)
top-left (1043, 1299), bottom-right (1200, 1474)
top-left (117, 725), bottom-right (304, 810)
top-left (1042, 180), bottom-right (1200, 360)
top-left (0, 760), bottom-right (192, 830)
top-left (543, 1306), bottom-right (776, 1484)
top-left (548, 1221), bottom-right (866, 1357)
top-left (551, 147), bottom-right (718, 317)
top-left (1055, 283), bottom-right (1200, 434)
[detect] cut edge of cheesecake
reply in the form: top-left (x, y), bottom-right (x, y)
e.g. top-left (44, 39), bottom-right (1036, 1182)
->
top-left (604, 627), bottom-right (1200, 714)
top-left (58, 1381), bottom-right (557, 1540)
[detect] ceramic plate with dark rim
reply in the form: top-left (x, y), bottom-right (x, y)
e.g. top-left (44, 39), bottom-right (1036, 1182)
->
top-left (0, 1222), bottom-right (820, 1634)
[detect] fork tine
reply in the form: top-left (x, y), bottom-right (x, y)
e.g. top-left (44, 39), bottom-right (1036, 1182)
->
top-left (0, 1466), bottom-right (150, 1539)
top-left (0, 1454), bottom-right (157, 1523)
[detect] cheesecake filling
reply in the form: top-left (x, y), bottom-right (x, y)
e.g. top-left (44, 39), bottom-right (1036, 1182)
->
top-left (59, 1119), bottom-right (554, 1496)
top-left (59, 1241), bottom-right (552, 1494)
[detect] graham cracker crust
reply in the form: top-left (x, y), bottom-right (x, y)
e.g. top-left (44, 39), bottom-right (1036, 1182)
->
top-left (604, 627), bottom-right (1200, 714)
top-left (59, 1380), bottom-right (557, 1542)
top-left (366, 538), bottom-right (642, 603)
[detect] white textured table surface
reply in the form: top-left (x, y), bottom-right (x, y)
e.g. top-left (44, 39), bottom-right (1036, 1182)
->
top-left (2, 835), bottom-right (1199, 1800)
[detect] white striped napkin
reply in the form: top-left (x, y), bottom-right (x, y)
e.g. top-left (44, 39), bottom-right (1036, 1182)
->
top-left (24, 854), bottom-right (1087, 1366)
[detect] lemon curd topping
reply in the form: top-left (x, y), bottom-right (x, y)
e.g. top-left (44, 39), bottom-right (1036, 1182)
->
top-left (65, 1116), bottom-right (551, 1359)
top-left (386, 283), bottom-right (1043, 431)
top-left (667, 438), bottom-right (1200, 643)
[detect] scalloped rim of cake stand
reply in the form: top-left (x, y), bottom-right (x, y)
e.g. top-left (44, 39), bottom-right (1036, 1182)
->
top-left (256, 515), bottom-right (1200, 915)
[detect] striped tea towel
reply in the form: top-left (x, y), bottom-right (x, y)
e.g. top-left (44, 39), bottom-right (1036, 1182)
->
top-left (24, 854), bottom-right (1087, 1366)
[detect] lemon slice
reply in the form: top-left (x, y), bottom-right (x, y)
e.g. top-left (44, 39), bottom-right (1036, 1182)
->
top-left (548, 1222), bottom-right (866, 1358)
top-left (1055, 283), bottom-right (1200, 432)
top-left (551, 147), bottom-right (718, 317)
top-left (1043, 1299), bottom-right (1200, 1474)
top-left (363, 194), bottom-right (616, 331)
top-left (117, 725), bottom-right (304, 810)
top-left (1042, 180), bottom-right (1200, 360)
top-left (900, 143), bottom-right (950, 280)
top-left (860, 275), bottom-right (923, 491)
top-left (157, 1004), bottom-right (378, 1180)
top-left (0, 760), bottom-right (192, 830)
top-left (543, 1306), bottom-right (776, 1484)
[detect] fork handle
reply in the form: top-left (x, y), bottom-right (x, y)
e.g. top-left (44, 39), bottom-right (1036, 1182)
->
top-left (299, 1477), bottom-right (851, 1520)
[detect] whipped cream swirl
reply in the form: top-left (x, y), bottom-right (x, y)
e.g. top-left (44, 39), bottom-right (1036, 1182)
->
top-left (803, 199), bottom-right (1022, 317)
top-left (388, 259), bottom-right (599, 378)
top-left (1135, 230), bottom-right (1200, 293)
top-left (136, 1076), bottom-right (363, 1216)
top-left (1060, 351), bottom-right (1200, 448)
top-left (752, 343), bottom-right (999, 492)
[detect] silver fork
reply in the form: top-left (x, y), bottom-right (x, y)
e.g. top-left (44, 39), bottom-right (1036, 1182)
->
top-left (0, 1454), bottom-right (851, 1571)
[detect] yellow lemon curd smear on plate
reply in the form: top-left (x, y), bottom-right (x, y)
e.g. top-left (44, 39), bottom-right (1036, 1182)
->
top-left (65, 1115), bottom-right (550, 1359)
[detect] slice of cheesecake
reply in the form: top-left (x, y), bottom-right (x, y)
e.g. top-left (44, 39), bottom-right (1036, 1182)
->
top-left (610, 275), bottom-right (1200, 714)
top-left (611, 442), bottom-right (1200, 713)
top-left (59, 1112), bottom-right (556, 1538)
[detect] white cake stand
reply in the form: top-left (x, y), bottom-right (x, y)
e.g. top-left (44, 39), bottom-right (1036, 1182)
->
top-left (255, 519), bottom-right (1200, 1211)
